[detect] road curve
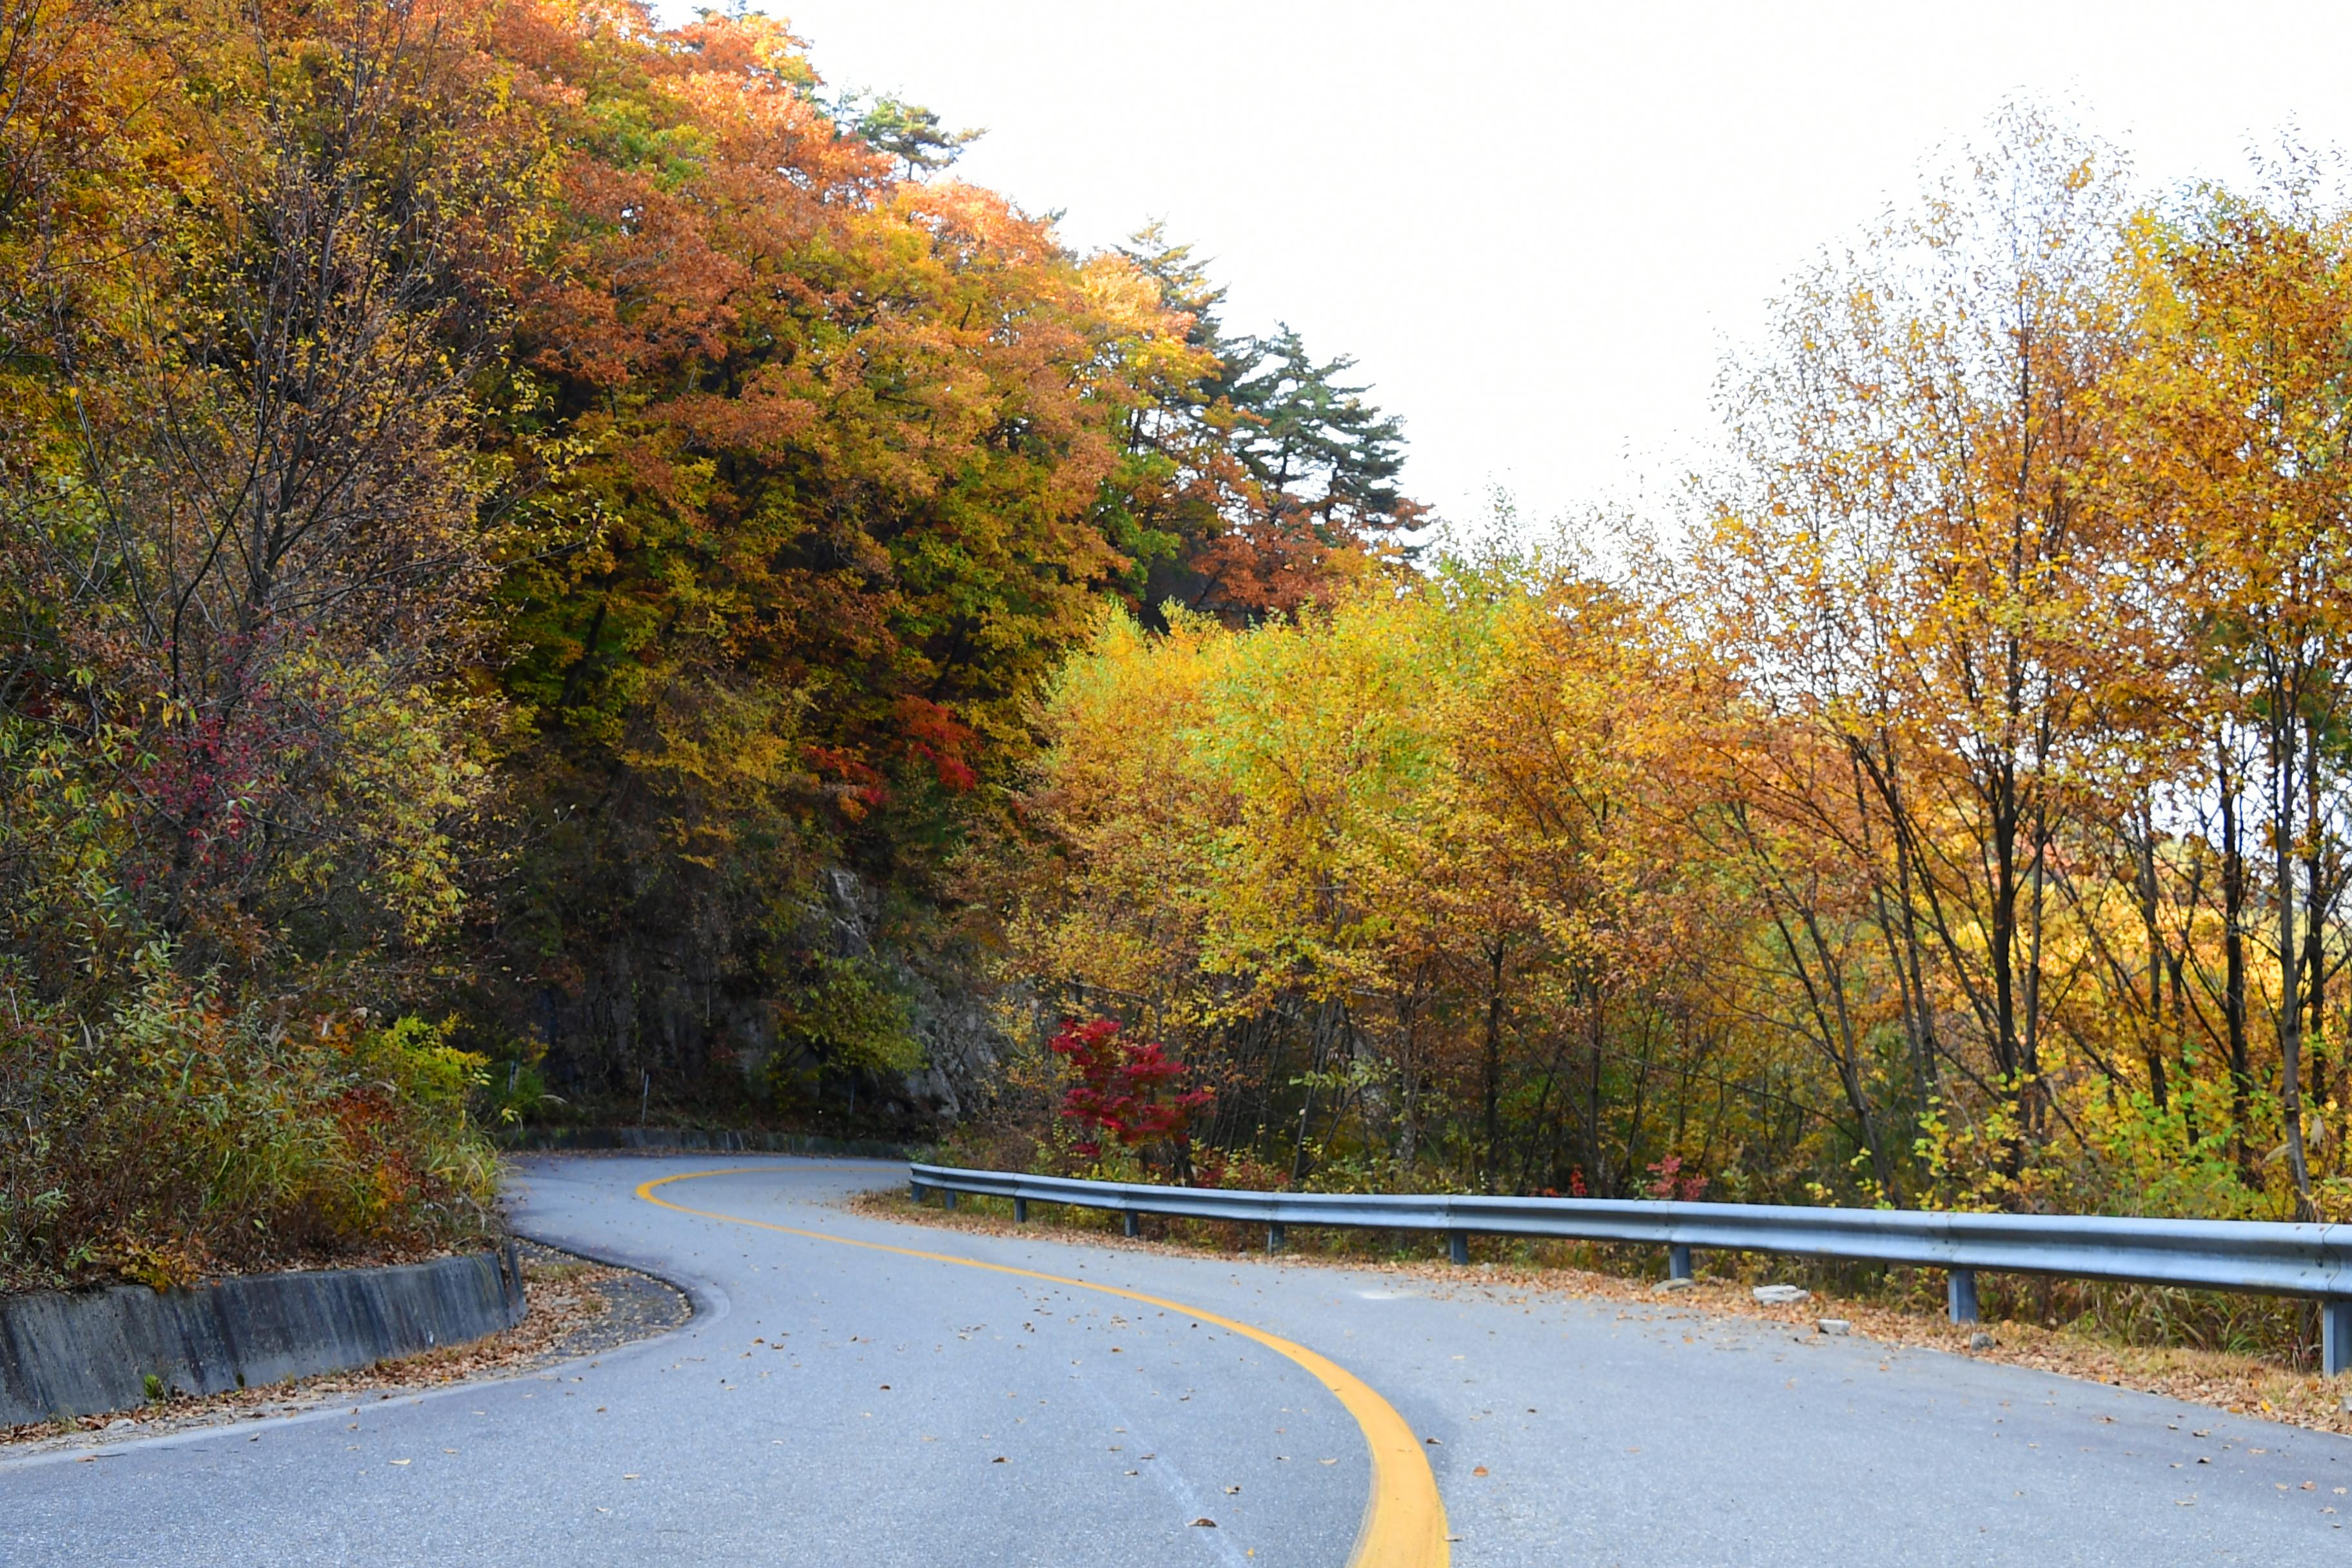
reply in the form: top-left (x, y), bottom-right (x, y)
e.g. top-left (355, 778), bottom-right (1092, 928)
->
top-left (637, 1166), bottom-right (1446, 1567)
top-left (3, 1154), bottom-right (2349, 1565)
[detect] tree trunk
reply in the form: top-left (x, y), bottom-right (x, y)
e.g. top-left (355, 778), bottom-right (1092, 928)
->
top-left (1988, 755), bottom-right (2027, 1173)
top-left (2274, 713), bottom-right (2315, 1216)
top-left (2219, 740), bottom-right (2255, 1182)
top-left (2137, 817), bottom-right (2168, 1112)
top-left (1482, 936), bottom-right (1505, 1193)
top-left (2304, 734), bottom-right (2331, 1159)
top-left (1583, 986), bottom-right (1608, 1196)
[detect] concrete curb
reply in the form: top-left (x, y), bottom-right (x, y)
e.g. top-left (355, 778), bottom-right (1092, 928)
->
top-left (0, 1242), bottom-right (526, 1424)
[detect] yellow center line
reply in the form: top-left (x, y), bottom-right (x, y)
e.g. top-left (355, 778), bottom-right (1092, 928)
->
top-left (635, 1168), bottom-right (1450, 1568)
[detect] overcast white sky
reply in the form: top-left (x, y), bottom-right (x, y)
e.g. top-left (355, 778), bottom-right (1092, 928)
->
top-left (692, 2), bottom-right (2352, 534)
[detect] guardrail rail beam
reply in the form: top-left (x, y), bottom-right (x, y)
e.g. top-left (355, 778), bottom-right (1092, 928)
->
top-left (903, 1162), bottom-right (2352, 1373)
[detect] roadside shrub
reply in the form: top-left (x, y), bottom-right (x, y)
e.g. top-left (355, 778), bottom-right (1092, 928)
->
top-left (1048, 1017), bottom-right (1212, 1166)
top-left (0, 946), bottom-right (500, 1292)
top-left (767, 956), bottom-right (926, 1088)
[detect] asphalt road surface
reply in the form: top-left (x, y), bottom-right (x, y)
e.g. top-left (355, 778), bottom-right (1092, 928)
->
top-left (6, 1154), bottom-right (2349, 1565)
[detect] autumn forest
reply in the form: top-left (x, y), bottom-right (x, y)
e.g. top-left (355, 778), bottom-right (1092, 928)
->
top-left (5, 0), bottom-right (2352, 1298)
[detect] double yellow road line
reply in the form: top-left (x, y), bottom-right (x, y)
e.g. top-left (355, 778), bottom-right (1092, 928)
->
top-left (636, 1169), bottom-right (1451, 1568)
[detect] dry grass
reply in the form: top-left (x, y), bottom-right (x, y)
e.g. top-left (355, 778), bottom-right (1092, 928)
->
top-left (0, 990), bottom-right (502, 1295)
top-left (853, 1189), bottom-right (2352, 1440)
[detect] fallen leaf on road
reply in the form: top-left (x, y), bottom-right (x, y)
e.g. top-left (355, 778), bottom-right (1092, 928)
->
top-left (1320, 1458), bottom-right (1338, 1465)
top-left (992, 1456), bottom-right (1008, 1464)
top-left (1190, 1518), bottom-right (1217, 1528)
top-left (389, 1459), bottom-right (409, 1467)
top-left (1473, 1466), bottom-right (1489, 1476)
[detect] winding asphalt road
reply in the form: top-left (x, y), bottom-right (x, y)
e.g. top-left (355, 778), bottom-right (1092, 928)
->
top-left (5, 1154), bottom-right (2351, 1564)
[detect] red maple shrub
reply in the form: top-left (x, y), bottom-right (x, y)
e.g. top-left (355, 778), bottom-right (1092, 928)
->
top-left (1048, 1018), bottom-right (1213, 1173)
top-left (1647, 1155), bottom-right (1709, 1202)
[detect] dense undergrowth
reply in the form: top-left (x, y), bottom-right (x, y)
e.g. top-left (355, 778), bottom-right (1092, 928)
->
top-left (0, 953), bottom-right (498, 1294)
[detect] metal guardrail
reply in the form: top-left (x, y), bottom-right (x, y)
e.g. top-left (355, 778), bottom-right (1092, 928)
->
top-left (906, 1162), bottom-right (2352, 1375)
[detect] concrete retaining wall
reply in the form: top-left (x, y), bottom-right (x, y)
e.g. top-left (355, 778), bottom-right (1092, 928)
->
top-left (505, 1126), bottom-right (908, 1159)
top-left (0, 1242), bottom-right (526, 1424)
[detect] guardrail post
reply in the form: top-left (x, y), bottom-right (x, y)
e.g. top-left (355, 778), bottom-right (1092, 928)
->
top-left (2324, 1298), bottom-right (2352, 1377)
top-left (1267, 1222), bottom-right (1286, 1253)
top-left (1449, 1231), bottom-right (1470, 1266)
top-left (941, 1190), bottom-right (956, 1212)
top-left (1667, 1243), bottom-right (1692, 1282)
top-left (910, 1181), bottom-right (924, 1203)
top-left (1122, 1211), bottom-right (1141, 1239)
top-left (1947, 1268), bottom-right (1979, 1324)
top-left (1014, 1198), bottom-right (1028, 1224)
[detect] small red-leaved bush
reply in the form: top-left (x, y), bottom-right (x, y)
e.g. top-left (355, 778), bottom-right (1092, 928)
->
top-left (1048, 1017), bottom-right (1213, 1164)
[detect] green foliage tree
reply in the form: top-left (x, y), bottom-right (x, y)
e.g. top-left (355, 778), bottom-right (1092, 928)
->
top-left (1117, 224), bottom-right (1423, 620)
top-left (839, 93), bottom-right (983, 178)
